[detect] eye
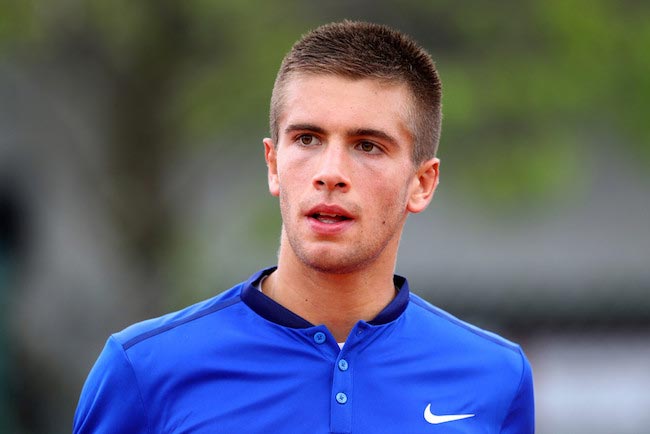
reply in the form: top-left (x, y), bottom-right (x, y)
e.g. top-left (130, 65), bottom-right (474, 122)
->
top-left (297, 134), bottom-right (321, 146)
top-left (356, 141), bottom-right (381, 154)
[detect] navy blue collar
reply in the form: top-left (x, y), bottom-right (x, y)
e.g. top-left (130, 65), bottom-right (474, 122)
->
top-left (240, 267), bottom-right (410, 329)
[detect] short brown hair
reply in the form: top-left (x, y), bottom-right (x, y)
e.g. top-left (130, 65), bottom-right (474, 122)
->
top-left (270, 20), bottom-right (442, 163)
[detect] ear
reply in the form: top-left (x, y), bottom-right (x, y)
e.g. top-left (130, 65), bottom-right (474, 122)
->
top-left (407, 157), bottom-right (440, 214)
top-left (264, 138), bottom-right (280, 197)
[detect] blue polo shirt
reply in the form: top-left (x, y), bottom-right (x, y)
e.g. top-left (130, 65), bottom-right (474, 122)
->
top-left (73, 267), bottom-right (534, 433)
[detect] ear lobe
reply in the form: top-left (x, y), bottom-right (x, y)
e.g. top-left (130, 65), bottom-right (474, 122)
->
top-left (407, 158), bottom-right (439, 214)
top-left (264, 138), bottom-right (280, 197)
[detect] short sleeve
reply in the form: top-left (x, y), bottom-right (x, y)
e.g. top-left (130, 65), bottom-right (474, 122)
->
top-left (499, 348), bottom-right (535, 434)
top-left (73, 336), bottom-right (149, 434)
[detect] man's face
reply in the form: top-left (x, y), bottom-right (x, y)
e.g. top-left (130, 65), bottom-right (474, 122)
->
top-left (264, 74), bottom-right (439, 274)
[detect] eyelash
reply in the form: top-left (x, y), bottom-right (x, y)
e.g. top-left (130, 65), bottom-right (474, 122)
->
top-left (293, 134), bottom-right (383, 155)
top-left (295, 134), bottom-right (321, 146)
top-left (356, 141), bottom-right (380, 154)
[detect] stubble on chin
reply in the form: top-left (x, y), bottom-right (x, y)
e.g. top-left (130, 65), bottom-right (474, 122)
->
top-left (281, 222), bottom-right (399, 276)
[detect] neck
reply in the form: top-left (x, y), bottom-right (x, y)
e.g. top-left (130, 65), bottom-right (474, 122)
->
top-left (263, 246), bottom-right (398, 343)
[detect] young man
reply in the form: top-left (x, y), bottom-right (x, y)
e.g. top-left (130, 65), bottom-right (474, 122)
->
top-left (74, 21), bottom-right (534, 433)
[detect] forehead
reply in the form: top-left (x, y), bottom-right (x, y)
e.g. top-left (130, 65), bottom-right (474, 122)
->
top-left (278, 74), bottom-right (415, 141)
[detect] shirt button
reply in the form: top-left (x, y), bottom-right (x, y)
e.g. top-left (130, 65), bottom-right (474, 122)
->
top-left (335, 392), bottom-right (348, 404)
top-left (313, 332), bottom-right (326, 344)
top-left (338, 359), bottom-right (349, 371)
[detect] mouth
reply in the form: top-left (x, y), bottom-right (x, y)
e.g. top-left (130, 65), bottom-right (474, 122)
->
top-left (306, 204), bottom-right (354, 226)
top-left (310, 212), bottom-right (352, 224)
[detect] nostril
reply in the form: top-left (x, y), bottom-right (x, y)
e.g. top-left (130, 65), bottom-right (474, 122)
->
top-left (313, 175), bottom-right (349, 191)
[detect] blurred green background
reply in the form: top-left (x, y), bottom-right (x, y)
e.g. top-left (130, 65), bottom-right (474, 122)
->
top-left (1, 1), bottom-right (649, 433)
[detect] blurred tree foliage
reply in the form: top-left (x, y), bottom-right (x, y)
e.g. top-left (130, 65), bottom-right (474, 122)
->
top-left (2, 0), bottom-right (648, 213)
top-left (1, 0), bottom-right (311, 309)
top-left (433, 0), bottom-right (650, 211)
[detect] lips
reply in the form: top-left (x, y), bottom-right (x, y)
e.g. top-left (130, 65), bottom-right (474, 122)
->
top-left (311, 212), bottom-right (351, 224)
top-left (307, 205), bottom-right (353, 223)
top-left (306, 204), bottom-right (354, 234)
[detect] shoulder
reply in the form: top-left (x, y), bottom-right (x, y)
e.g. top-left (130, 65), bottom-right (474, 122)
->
top-left (73, 273), bottom-right (264, 433)
top-left (408, 292), bottom-right (522, 352)
top-left (113, 282), bottom-right (245, 351)
top-left (405, 292), bottom-right (530, 382)
top-left (405, 293), bottom-right (535, 431)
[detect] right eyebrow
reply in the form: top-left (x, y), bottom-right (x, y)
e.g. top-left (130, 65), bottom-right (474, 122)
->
top-left (284, 123), bottom-right (326, 135)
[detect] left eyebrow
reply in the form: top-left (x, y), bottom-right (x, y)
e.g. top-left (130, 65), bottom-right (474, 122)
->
top-left (348, 128), bottom-right (399, 146)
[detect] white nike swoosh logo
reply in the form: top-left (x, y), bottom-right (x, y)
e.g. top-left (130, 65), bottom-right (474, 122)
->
top-left (423, 403), bottom-right (475, 424)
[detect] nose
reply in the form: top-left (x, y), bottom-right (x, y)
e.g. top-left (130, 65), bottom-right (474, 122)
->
top-left (312, 144), bottom-right (351, 192)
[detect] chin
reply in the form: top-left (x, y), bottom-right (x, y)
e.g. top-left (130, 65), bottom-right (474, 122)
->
top-left (298, 249), bottom-right (379, 275)
top-left (305, 261), bottom-right (361, 275)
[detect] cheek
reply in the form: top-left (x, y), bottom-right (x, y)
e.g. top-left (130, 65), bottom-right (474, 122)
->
top-left (277, 159), bottom-right (314, 196)
top-left (277, 189), bottom-right (295, 226)
top-left (373, 179), bottom-right (412, 215)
